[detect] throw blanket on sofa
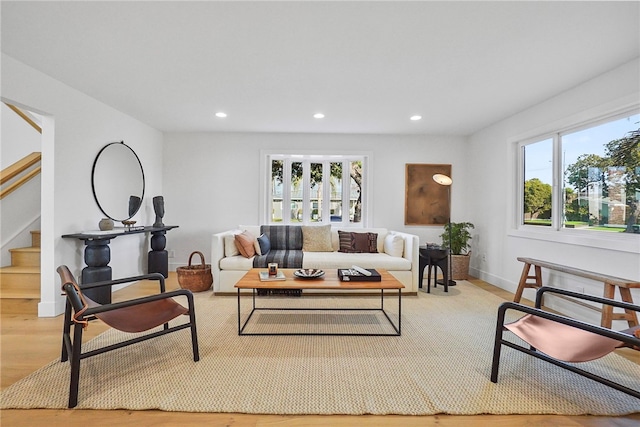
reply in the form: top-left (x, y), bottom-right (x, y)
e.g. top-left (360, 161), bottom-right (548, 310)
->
top-left (252, 225), bottom-right (304, 268)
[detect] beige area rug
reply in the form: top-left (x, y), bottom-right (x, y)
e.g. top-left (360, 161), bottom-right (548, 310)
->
top-left (2, 281), bottom-right (639, 415)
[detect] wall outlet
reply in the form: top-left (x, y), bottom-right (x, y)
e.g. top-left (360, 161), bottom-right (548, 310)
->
top-left (168, 250), bottom-right (175, 258)
top-left (574, 286), bottom-right (584, 294)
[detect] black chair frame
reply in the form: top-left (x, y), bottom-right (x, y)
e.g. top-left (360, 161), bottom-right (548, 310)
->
top-left (60, 271), bottom-right (199, 408)
top-left (491, 286), bottom-right (640, 400)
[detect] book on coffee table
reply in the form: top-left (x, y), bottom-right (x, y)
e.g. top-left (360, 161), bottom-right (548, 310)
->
top-left (338, 268), bottom-right (382, 282)
top-left (259, 271), bottom-right (286, 281)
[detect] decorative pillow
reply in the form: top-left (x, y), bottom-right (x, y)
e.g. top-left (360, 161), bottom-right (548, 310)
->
top-left (338, 230), bottom-right (356, 253)
top-left (235, 230), bottom-right (257, 258)
top-left (384, 233), bottom-right (404, 257)
top-left (338, 231), bottom-right (378, 253)
top-left (353, 232), bottom-right (378, 253)
top-left (257, 233), bottom-right (271, 255)
top-left (301, 225), bottom-right (333, 252)
top-left (224, 233), bottom-right (240, 257)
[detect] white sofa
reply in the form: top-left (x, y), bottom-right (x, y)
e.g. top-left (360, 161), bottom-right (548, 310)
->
top-left (211, 225), bottom-right (419, 294)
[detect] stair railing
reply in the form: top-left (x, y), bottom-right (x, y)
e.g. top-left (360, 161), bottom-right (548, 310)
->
top-left (0, 152), bottom-right (42, 199)
top-left (4, 103), bottom-right (42, 134)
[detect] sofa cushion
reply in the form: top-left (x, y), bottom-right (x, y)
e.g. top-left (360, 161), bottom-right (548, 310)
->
top-left (253, 249), bottom-right (303, 269)
top-left (220, 255), bottom-right (254, 270)
top-left (302, 224), bottom-right (333, 252)
top-left (260, 225), bottom-right (303, 250)
top-left (384, 233), bottom-right (404, 257)
top-left (235, 230), bottom-right (257, 258)
top-left (303, 252), bottom-right (411, 271)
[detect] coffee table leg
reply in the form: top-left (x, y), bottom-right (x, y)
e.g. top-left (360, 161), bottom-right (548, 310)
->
top-left (237, 288), bottom-right (241, 334)
top-left (398, 288), bottom-right (402, 335)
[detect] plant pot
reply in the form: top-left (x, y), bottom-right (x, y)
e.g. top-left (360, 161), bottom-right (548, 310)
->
top-left (450, 252), bottom-right (471, 280)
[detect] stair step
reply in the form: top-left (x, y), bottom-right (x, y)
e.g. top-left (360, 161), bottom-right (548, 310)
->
top-left (0, 266), bottom-right (40, 293)
top-left (9, 246), bottom-right (40, 267)
top-left (0, 298), bottom-right (38, 315)
top-left (31, 230), bottom-right (41, 247)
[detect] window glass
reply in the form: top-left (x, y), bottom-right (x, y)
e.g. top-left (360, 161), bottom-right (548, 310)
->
top-left (519, 110), bottom-right (639, 235)
top-left (271, 160), bottom-right (283, 222)
top-left (330, 162), bottom-right (343, 222)
top-left (349, 161), bottom-right (363, 223)
top-left (562, 114), bottom-right (639, 232)
top-left (523, 138), bottom-right (553, 226)
top-left (310, 162), bottom-right (322, 222)
top-left (291, 161), bottom-right (303, 222)
top-left (266, 155), bottom-right (367, 225)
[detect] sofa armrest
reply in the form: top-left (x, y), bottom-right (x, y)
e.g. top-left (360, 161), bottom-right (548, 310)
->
top-left (211, 230), bottom-right (236, 292)
top-left (388, 230), bottom-right (420, 292)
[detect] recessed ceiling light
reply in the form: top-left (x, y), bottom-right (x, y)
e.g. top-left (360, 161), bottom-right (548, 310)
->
top-left (410, 115), bottom-right (422, 121)
top-left (215, 112), bottom-right (227, 118)
top-left (313, 113), bottom-right (325, 119)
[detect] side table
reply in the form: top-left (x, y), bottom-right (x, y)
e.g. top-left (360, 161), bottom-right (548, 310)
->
top-left (418, 245), bottom-right (450, 293)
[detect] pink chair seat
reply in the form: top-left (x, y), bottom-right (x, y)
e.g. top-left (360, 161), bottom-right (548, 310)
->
top-left (505, 314), bottom-right (627, 362)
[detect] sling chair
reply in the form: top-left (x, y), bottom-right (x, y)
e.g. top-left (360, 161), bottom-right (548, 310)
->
top-left (491, 286), bottom-right (640, 400)
top-left (57, 265), bottom-right (200, 408)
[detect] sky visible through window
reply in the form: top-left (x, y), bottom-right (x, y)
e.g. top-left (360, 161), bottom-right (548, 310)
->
top-left (526, 114), bottom-right (639, 186)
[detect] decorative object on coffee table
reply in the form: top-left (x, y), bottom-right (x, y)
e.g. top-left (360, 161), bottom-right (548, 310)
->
top-left (294, 269), bottom-right (325, 279)
top-left (177, 251), bottom-right (213, 292)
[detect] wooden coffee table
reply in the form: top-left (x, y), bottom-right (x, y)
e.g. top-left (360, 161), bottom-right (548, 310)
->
top-left (234, 268), bottom-right (404, 336)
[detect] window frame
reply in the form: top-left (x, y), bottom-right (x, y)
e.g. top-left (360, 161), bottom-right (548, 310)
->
top-left (260, 150), bottom-right (372, 227)
top-left (513, 104), bottom-right (640, 253)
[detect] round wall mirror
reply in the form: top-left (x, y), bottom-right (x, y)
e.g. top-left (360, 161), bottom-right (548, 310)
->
top-left (91, 141), bottom-right (145, 222)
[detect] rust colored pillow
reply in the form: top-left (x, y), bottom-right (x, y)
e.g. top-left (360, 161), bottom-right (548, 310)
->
top-left (235, 230), bottom-right (257, 258)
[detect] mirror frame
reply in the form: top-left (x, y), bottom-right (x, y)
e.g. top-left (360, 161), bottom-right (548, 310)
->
top-left (91, 141), bottom-right (145, 222)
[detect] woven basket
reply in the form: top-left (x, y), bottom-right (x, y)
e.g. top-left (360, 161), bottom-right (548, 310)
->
top-left (176, 251), bottom-right (213, 292)
top-left (450, 252), bottom-right (471, 280)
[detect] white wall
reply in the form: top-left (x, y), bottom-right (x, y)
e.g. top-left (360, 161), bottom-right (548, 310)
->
top-left (467, 58), bottom-right (640, 325)
top-left (162, 132), bottom-right (468, 269)
top-left (1, 54), bottom-right (164, 316)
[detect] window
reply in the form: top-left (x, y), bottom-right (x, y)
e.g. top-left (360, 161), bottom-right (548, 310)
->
top-left (519, 110), bottom-right (639, 234)
top-left (265, 153), bottom-right (368, 226)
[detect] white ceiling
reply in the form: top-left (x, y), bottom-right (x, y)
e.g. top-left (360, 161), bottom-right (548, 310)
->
top-left (2, 1), bottom-right (639, 136)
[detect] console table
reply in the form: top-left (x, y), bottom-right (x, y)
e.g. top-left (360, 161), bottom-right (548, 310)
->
top-left (62, 225), bottom-right (178, 304)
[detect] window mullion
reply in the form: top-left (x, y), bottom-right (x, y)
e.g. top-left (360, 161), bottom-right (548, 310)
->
top-left (302, 160), bottom-right (311, 224)
top-left (283, 158), bottom-right (292, 225)
top-left (342, 159), bottom-right (350, 225)
top-left (322, 161), bottom-right (330, 224)
top-left (552, 134), bottom-right (562, 230)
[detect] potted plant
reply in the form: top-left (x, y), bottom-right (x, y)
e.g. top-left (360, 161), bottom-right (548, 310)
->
top-left (440, 222), bottom-right (474, 280)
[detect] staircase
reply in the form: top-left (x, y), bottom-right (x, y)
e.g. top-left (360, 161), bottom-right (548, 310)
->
top-left (0, 230), bottom-right (41, 314)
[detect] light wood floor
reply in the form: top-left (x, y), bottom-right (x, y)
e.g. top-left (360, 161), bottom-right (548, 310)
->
top-left (1, 274), bottom-right (638, 427)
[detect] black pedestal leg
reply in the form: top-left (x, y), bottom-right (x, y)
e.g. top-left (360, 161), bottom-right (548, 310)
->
top-left (148, 231), bottom-right (169, 278)
top-left (81, 240), bottom-right (112, 304)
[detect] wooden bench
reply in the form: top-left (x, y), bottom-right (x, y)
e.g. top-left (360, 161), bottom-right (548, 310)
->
top-left (515, 257), bottom-right (640, 329)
